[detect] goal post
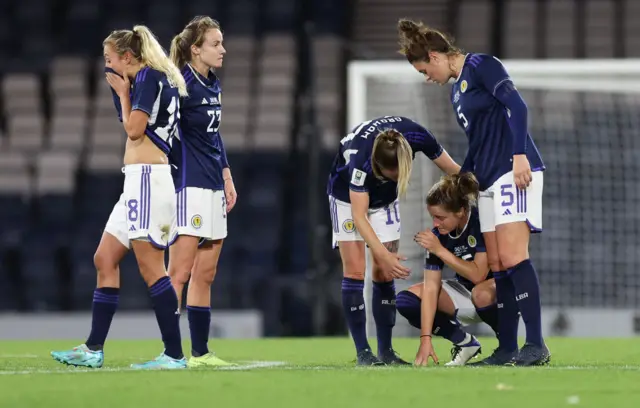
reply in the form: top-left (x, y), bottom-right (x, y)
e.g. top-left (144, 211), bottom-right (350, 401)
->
top-left (349, 58), bottom-right (640, 338)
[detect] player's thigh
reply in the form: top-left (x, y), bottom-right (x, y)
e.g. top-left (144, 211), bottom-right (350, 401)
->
top-left (192, 239), bottom-right (224, 285)
top-left (338, 241), bottom-right (366, 280)
top-left (471, 278), bottom-right (496, 308)
top-left (369, 201), bottom-right (402, 282)
top-left (482, 231), bottom-right (503, 273)
top-left (168, 235), bottom-right (199, 283)
top-left (441, 280), bottom-right (481, 325)
top-left (406, 282), bottom-right (422, 297)
top-left (437, 283), bottom-right (457, 316)
top-left (495, 223), bottom-right (530, 269)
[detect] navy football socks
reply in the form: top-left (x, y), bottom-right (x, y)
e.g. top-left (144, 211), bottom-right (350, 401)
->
top-left (341, 278), bottom-right (371, 352)
top-left (85, 287), bottom-right (119, 351)
top-left (509, 260), bottom-right (544, 347)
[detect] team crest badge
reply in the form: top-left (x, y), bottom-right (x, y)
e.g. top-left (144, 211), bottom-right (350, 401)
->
top-left (467, 235), bottom-right (477, 248)
top-left (460, 80), bottom-right (468, 93)
top-left (191, 215), bottom-right (203, 229)
top-left (342, 219), bottom-right (355, 233)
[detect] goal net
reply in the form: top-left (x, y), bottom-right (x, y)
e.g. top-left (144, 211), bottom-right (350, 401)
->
top-left (349, 59), bottom-right (640, 337)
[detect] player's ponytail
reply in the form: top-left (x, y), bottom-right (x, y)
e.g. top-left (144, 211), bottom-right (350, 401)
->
top-left (372, 129), bottom-right (413, 199)
top-left (104, 26), bottom-right (188, 97)
top-left (171, 16), bottom-right (222, 70)
top-left (133, 25), bottom-right (188, 97)
top-left (427, 172), bottom-right (479, 213)
top-left (397, 18), bottom-right (461, 62)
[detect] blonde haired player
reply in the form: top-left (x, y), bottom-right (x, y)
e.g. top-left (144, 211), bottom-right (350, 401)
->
top-left (51, 25), bottom-right (187, 370)
top-left (327, 116), bottom-right (459, 365)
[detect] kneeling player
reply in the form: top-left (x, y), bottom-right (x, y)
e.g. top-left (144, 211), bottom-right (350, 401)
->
top-left (396, 173), bottom-right (499, 366)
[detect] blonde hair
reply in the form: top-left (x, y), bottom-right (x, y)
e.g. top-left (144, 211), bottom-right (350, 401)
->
top-left (397, 19), bottom-right (462, 63)
top-left (426, 172), bottom-right (479, 213)
top-left (170, 16), bottom-right (221, 69)
top-left (371, 129), bottom-right (413, 198)
top-left (103, 25), bottom-right (188, 97)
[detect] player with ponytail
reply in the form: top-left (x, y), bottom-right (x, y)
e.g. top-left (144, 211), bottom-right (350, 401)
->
top-left (52, 25), bottom-right (187, 370)
top-left (328, 116), bottom-right (459, 365)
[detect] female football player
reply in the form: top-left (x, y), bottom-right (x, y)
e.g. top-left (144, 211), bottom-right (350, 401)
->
top-left (398, 19), bottom-right (549, 366)
top-left (397, 172), bottom-right (498, 366)
top-left (327, 115), bottom-right (460, 365)
top-left (52, 25), bottom-right (188, 370)
top-left (168, 16), bottom-right (236, 367)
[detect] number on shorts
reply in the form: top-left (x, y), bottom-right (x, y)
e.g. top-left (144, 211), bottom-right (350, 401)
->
top-left (221, 196), bottom-right (227, 219)
top-left (385, 201), bottom-right (400, 225)
top-left (500, 184), bottom-right (514, 207)
top-left (127, 199), bottom-right (139, 222)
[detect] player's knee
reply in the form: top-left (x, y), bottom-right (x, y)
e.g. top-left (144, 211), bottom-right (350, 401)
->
top-left (396, 290), bottom-right (416, 317)
top-left (486, 252), bottom-right (502, 273)
top-left (471, 286), bottom-right (495, 308)
top-left (497, 249), bottom-right (527, 270)
top-left (342, 257), bottom-right (365, 280)
top-left (191, 264), bottom-right (217, 287)
top-left (371, 265), bottom-right (392, 283)
top-left (93, 248), bottom-right (118, 277)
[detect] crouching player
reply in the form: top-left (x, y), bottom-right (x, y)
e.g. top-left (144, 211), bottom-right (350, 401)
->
top-left (396, 173), bottom-right (499, 366)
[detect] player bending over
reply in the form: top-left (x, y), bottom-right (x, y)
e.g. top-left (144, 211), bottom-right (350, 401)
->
top-left (397, 172), bottom-right (498, 366)
top-left (398, 20), bottom-right (549, 366)
top-left (167, 16), bottom-right (236, 368)
top-left (52, 26), bottom-right (188, 369)
top-left (327, 116), bottom-right (460, 366)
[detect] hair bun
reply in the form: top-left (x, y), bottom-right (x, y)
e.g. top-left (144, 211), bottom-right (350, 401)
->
top-left (398, 19), bottom-right (421, 37)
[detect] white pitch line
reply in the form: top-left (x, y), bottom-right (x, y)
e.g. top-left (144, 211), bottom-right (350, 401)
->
top-left (0, 361), bottom-right (287, 375)
top-left (0, 354), bottom-right (39, 358)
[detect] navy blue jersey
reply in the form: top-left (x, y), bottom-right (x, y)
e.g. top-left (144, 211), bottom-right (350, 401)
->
top-left (170, 65), bottom-right (228, 191)
top-left (451, 53), bottom-right (545, 191)
top-left (106, 67), bottom-right (180, 155)
top-left (424, 208), bottom-right (490, 291)
top-left (327, 116), bottom-right (443, 209)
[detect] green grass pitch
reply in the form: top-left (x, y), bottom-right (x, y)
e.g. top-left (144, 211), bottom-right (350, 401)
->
top-left (1, 337), bottom-right (640, 407)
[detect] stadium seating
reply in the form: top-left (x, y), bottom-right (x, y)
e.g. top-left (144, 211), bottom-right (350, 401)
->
top-left (0, 0), bottom-right (345, 323)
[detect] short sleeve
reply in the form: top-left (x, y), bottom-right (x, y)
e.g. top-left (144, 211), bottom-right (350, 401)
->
top-left (403, 122), bottom-right (443, 160)
top-left (131, 68), bottom-right (159, 116)
top-left (347, 136), bottom-right (374, 193)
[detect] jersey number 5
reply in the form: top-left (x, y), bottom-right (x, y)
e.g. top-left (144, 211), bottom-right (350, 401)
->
top-left (207, 109), bottom-right (222, 133)
top-left (456, 105), bottom-right (469, 128)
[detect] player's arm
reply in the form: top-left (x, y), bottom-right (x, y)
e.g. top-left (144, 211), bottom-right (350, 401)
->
top-left (475, 56), bottom-right (528, 156)
top-left (420, 256), bottom-right (444, 338)
top-left (125, 72), bottom-right (160, 141)
top-left (436, 249), bottom-right (489, 284)
top-left (432, 151), bottom-right (460, 175)
top-left (413, 125), bottom-right (460, 175)
top-left (349, 190), bottom-right (387, 257)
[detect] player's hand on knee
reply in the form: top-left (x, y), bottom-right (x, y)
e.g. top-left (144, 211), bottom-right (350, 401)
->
top-left (414, 338), bottom-right (438, 366)
top-left (512, 154), bottom-right (532, 189)
top-left (379, 251), bottom-right (410, 279)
